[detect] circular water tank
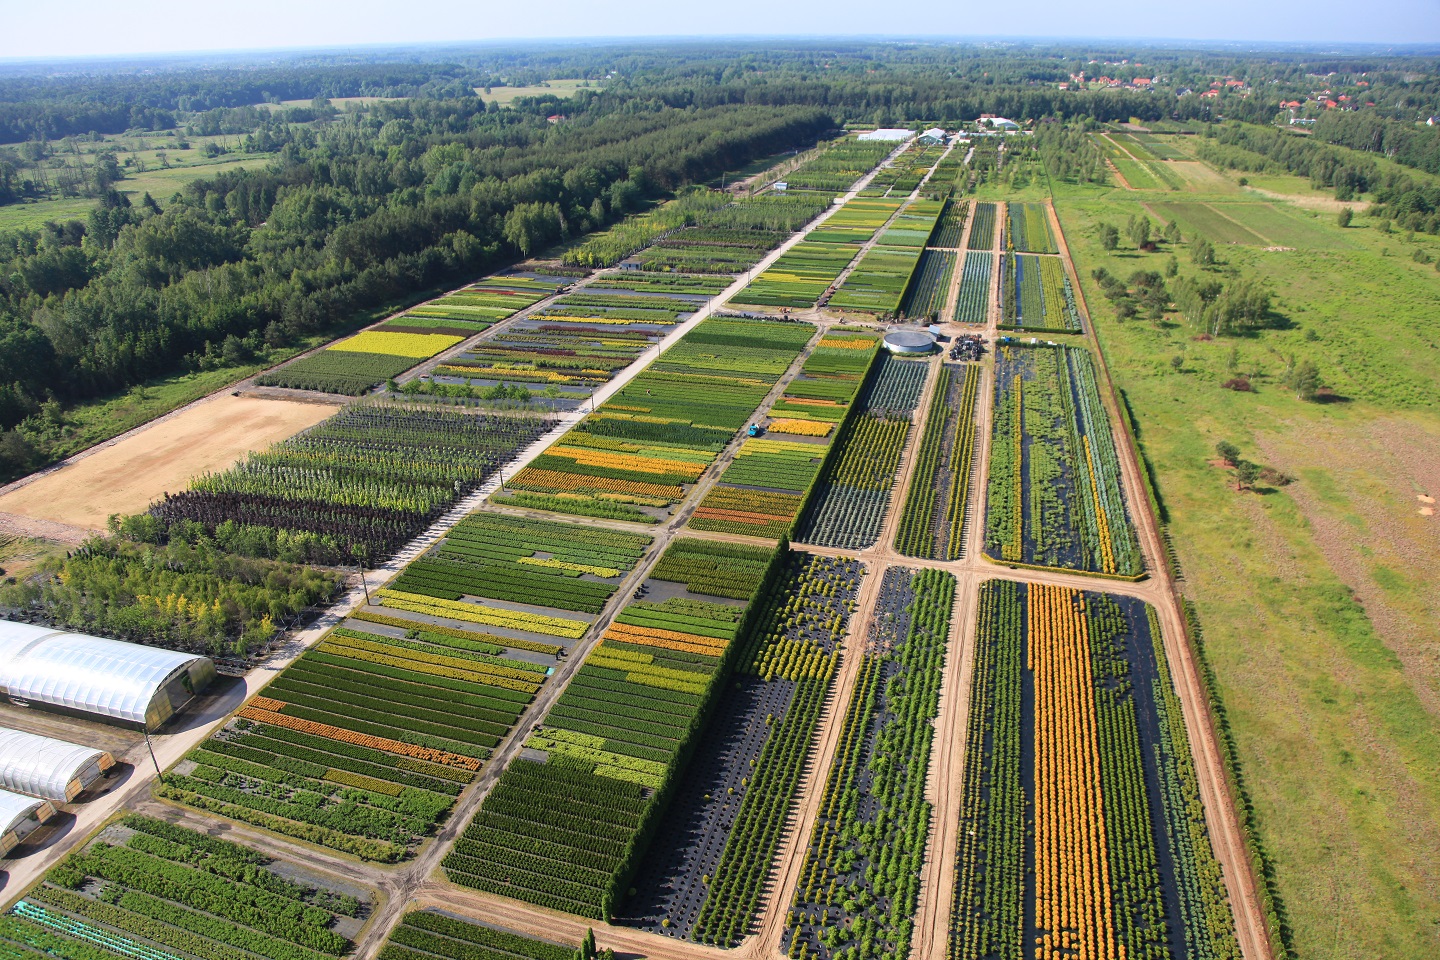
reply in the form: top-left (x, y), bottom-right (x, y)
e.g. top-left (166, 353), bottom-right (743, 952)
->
top-left (883, 330), bottom-right (937, 354)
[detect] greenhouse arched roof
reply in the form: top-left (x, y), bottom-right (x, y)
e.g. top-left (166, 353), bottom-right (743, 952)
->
top-left (0, 787), bottom-right (50, 839)
top-left (0, 727), bottom-right (112, 802)
top-left (0, 620), bottom-right (213, 726)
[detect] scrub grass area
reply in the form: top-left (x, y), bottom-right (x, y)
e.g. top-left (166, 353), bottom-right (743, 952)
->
top-left (1054, 166), bottom-right (1440, 960)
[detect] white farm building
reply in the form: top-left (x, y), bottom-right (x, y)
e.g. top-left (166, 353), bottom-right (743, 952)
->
top-left (0, 789), bottom-right (54, 857)
top-left (0, 727), bottom-right (114, 802)
top-left (0, 621), bottom-right (216, 729)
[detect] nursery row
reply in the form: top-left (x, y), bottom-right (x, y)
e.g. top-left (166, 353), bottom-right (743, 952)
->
top-left (163, 620), bottom-right (545, 860)
top-left (1005, 201), bottom-right (1058, 254)
top-left (898, 249), bottom-right (956, 320)
top-left (684, 553), bottom-right (865, 945)
top-left (3, 814), bottom-right (366, 960)
top-left (505, 317), bottom-right (813, 521)
top-left (893, 363), bottom-right (980, 560)
top-left (379, 911), bottom-right (586, 960)
top-left (984, 344), bottom-right (1142, 576)
top-left (444, 539), bottom-right (783, 919)
top-left (947, 581), bottom-right (1240, 960)
top-left (785, 566), bottom-right (955, 960)
top-left (795, 354), bottom-right (928, 550)
top-left (777, 138), bottom-right (898, 193)
top-left (1000, 252), bottom-right (1082, 333)
top-left (953, 251), bottom-right (993, 325)
top-left (966, 202), bottom-right (997, 250)
top-left (148, 403), bottom-right (555, 566)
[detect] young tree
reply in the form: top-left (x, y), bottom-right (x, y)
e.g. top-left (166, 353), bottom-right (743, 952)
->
top-left (1099, 222), bottom-right (1119, 250)
top-left (1215, 440), bottom-right (1240, 466)
top-left (1163, 220), bottom-right (1181, 243)
top-left (1191, 237), bottom-right (1216, 266)
top-left (1289, 359), bottom-right (1322, 400)
top-left (1235, 459), bottom-right (1262, 491)
top-left (1336, 207), bottom-right (1353, 228)
top-left (1129, 216), bottom-right (1152, 250)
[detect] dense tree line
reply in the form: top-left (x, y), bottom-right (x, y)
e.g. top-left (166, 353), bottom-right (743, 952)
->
top-left (0, 97), bottom-right (832, 479)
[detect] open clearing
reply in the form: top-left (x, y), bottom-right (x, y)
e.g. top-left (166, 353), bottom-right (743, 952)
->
top-left (476, 79), bottom-right (595, 105)
top-left (0, 394), bottom-right (339, 530)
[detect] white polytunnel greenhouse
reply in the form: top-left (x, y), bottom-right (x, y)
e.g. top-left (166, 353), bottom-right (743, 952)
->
top-left (0, 727), bottom-right (115, 802)
top-left (0, 788), bottom-right (55, 857)
top-left (0, 620), bottom-right (216, 729)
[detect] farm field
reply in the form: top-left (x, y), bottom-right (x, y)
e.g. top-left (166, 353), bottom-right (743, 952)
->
top-left (1, 814), bottom-right (372, 959)
top-left (795, 353), bottom-right (928, 549)
top-left (441, 538), bottom-right (782, 918)
top-left (948, 580), bottom-right (1239, 960)
top-left (894, 364), bottom-right (980, 560)
top-left (1005, 201), bottom-right (1057, 253)
top-left (999, 252), bottom-right (1082, 332)
top-left (149, 403), bottom-right (556, 566)
top-left (898, 249), bottom-right (955, 318)
top-left (985, 343), bottom-right (1142, 577)
top-left (953, 251), bottom-right (993, 325)
top-left (966, 202), bottom-right (997, 249)
top-left (689, 329), bottom-right (880, 538)
top-left (571, 190), bottom-right (830, 273)
top-left (378, 910), bottom-right (583, 960)
top-left (777, 139), bottom-right (897, 194)
top-left (785, 566), bottom-right (955, 960)
top-left (0, 395), bottom-right (339, 531)
top-left (433, 284), bottom-right (697, 404)
top-left (928, 199), bottom-right (968, 248)
top-left (829, 199), bottom-right (946, 315)
top-left (257, 277), bottom-right (565, 395)
top-left (501, 317), bottom-right (813, 522)
top-left (624, 552), bottom-right (864, 943)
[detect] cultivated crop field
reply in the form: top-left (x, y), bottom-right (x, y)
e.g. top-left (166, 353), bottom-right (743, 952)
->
top-left (894, 363), bottom-right (980, 560)
top-left (150, 403), bottom-right (555, 565)
top-left (442, 539), bottom-right (781, 918)
top-left (690, 330), bottom-right (879, 538)
top-left (785, 566), bottom-right (955, 960)
top-left (796, 354), bottom-right (928, 549)
top-left (2, 815), bottom-right (371, 960)
top-left (1005, 201), bottom-right (1058, 253)
top-left (1000, 252), bottom-right (1083, 332)
top-left (949, 580), bottom-right (1240, 960)
top-left (953, 251), bottom-right (993, 325)
top-left (985, 344), bottom-right (1142, 577)
top-left (503, 317), bottom-right (812, 522)
top-left (625, 552), bottom-right (865, 943)
top-left (967, 202), bottom-right (998, 249)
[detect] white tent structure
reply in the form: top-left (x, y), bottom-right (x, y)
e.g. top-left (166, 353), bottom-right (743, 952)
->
top-left (0, 621), bottom-right (216, 729)
top-left (0, 788), bottom-right (54, 857)
top-left (857, 128), bottom-right (914, 142)
top-left (0, 727), bottom-right (114, 802)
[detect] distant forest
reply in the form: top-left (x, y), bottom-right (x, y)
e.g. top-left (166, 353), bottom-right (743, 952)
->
top-left (2, 39), bottom-right (1439, 480)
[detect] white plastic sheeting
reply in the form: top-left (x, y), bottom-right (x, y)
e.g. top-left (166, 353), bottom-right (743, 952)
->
top-left (0, 787), bottom-right (53, 856)
top-left (0, 727), bottom-right (112, 802)
top-left (0, 620), bottom-right (215, 727)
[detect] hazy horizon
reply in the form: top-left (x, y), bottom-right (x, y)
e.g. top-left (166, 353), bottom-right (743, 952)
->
top-left (6, 0), bottom-right (1439, 61)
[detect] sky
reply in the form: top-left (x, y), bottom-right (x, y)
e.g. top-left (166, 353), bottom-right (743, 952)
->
top-left (3, 0), bottom-right (1439, 60)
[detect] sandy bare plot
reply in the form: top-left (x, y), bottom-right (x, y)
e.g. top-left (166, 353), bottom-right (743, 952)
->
top-left (0, 394), bottom-right (339, 530)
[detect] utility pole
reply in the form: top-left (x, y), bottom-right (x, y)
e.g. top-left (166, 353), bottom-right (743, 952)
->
top-left (357, 562), bottom-right (371, 606)
top-left (142, 723), bottom-right (162, 780)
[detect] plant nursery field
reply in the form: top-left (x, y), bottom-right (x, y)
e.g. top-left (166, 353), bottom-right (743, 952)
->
top-left (441, 538), bottom-right (783, 918)
top-left (967, 202), bottom-right (998, 250)
top-left (162, 611), bottom-right (551, 860)
top-left (894, 363), bottom-right (980, 560)
top-left (1, 814), bottom-right (370, 960)
top-left (624, 552), bottom-right (865, 944)
top-left (148, 403), bottom-right (555, 566)
top-left (796, 354), bottom-right (929, 549)
top-left (689, 329), bottom-right (880, 538)
top-left (785, 566), bottom-right (955, 960)
top-left (255, 276), bottom-right (565, 395)
top-left (502, 317), bottom-right (813, 523)
top-left (829, 199), bottom-right (945, 315)
top-left (985, 344), bottom-right (1143, 577)
top-left (948, 580), bottom-right (1239, 960)
top-left (1005, 201), bottom-right (1058, 254)
top-left (953, 251), bottom-right (993, 325)
top-left (378, 911), bottom-right (582, 960)
top-left (1000, 252), bottom-right (1083, 333)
